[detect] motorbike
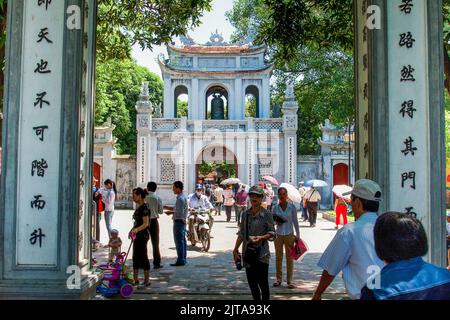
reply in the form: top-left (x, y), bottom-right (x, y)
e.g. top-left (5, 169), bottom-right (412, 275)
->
top-left (187, 207), bottom-right (213, 252)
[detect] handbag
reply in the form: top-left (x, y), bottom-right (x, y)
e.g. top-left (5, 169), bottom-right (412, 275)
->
top-left (289, 238), bottom-right (309, 261)
top-left (273, 214), bottom-right (287, 224)
top-left (243, 213), bottom-right (261, 265)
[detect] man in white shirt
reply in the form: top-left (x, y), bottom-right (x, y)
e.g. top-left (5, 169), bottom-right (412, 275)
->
top-left (188, 184), bottom-right (215, 210)
top-left (213, 184), bottom-right (224, 216)
top-left (303, 186), bottom-right (321, 227)
top-left (312, 179), bottom-right (384, 300)
top-left (145, 181), bottom-right (163, 269)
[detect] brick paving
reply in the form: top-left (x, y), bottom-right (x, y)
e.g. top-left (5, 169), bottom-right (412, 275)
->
top-left (92, 209), bottom-right (347, 300)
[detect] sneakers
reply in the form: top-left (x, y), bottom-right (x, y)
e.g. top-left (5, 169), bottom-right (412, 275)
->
top-left (153, 265), bottom-right (163, 270)
top-left (170, 262), bottom-right (186, 267)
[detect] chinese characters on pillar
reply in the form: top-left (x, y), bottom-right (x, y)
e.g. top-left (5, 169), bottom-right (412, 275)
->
top-left (27, 0), bottom-right (58, 250)
top-left (392, 0), bottom-right (425, 217)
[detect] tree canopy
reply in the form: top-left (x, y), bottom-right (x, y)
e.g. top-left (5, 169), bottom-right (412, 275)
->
top-left (97, 0), bottom-right (212, 62)
top-left (227, 0), bottom-right (354, 155)
top-left (95, 59), bottom-right (163, 155)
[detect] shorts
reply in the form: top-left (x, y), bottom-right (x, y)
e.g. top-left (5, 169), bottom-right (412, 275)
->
top-left (447, 238), bottom-right (450, 250)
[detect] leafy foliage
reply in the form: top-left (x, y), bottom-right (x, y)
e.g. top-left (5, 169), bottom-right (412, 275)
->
top-left (95, 59), bottom-right (163, 155)
top-left (176, 100), bottom-right (188, 118)
top-left (96, 0), bottom-right (212, 62)
top-left (227, 0), bottom-right (354, 154)
top-left (198, 161), bottom-right (236, 178)
top-left (245, 95), bottom-right (257, 118)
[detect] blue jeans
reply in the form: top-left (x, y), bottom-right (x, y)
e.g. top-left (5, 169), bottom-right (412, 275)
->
top-left (104, 210), bottom-right (114, 239)
top-left (173, 220), bottom-right (187, 264)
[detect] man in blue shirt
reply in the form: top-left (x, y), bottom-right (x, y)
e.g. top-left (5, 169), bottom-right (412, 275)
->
top-left (313, 179), bottom-right (384, 300)
top-left (164, 181), bottom-right (188, 266)
top-left (360, 211), bottom-right (450, 300)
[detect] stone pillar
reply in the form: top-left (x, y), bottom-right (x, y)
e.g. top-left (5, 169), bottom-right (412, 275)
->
top-left (191, 78), bottom-right (199, 120)
top-left (0, 0), bottom-right (98, 299)
top-left (358, 0), bottom-right (446, 266)
top-left (235, 78), bottom-right (243, 120)
top-left (282, 86), bottom-right (298, 186)
top-left (247, 134), bottom-right (257, 187)
top-left (136, 83), bottom-right (153, 188)
top-left (163, 77), bottom-right (173, 118)
top-left (262, 78), bottom-right (271, 118)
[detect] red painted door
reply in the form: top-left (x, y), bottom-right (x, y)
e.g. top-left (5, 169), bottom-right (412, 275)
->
top-left (333, 163), bottom-right (349, 186)
top-left (93, 162), bottom-right (101, 188)
top-left (333, 163), bottom-right (349, 203)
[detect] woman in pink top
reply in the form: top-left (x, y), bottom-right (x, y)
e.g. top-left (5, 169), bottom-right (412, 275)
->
top-left (223, 185), bottom-right (235, 222)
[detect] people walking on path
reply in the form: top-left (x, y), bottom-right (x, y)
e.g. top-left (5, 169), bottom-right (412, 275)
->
top-left (235, 185), bottom-right (248, 226)
top-left (130, 187), bottom-right (151, 287)
top-left (145, 181), bottom-right (163, 269)
top-left (233, 185), bottom-right (276, 301)
top-left (360, 211), bottom-right (450, 300)
top-left (213, 184), bottom-right (224, 216)
top-left (298, 182), bottom-right (308, 222)
top-left (100, 179), bottom-right (116, 239)
top-left (303, 186), bottom-right (321, 227)
top-left (272, 187), bottom-right (300, 289)
top-left (223, 185), bottom-right (235, 222)
top-left (164, 181), bottom-right (188, 267)
top-left (313, 179), bottom-right (384, 300)
top-left (334, 195), bottom-right (349, 229)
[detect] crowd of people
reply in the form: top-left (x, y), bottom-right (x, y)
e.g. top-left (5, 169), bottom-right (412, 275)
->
top-left (92, 177), bottom-right (450, 300)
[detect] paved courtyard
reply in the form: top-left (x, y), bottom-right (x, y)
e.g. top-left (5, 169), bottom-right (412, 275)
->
top-left (93, 208), bottom-right (347, 300)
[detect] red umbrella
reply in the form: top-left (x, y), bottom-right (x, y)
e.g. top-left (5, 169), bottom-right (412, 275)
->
top-left (261, 175), bottom-right (279, 186)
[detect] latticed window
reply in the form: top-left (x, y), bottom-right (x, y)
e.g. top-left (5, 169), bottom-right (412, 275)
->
top-left (258, 159), bottom-right (273, 176)
top-left (160, 158), bottom-right (176, 183)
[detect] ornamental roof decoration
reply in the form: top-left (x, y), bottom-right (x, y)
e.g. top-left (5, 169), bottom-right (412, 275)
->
top-left (205, 29), bottom-right (227, 46)
top-left (135, 82), bottom-right (153, 112)
top-left (180, 34), bottom-right (195, 46)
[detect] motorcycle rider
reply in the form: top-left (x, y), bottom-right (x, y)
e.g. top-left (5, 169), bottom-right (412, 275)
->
top-left (187, 184), bottom-right (215, 231)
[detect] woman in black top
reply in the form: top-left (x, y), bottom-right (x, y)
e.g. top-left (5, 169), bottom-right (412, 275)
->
top-left (130, 188), bottom-right (151, 286)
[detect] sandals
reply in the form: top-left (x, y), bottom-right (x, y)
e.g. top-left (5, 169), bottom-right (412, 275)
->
top-left (287, 283), bottom-right (296, 289)
top-left (273, 281), bottom-right (282, 287)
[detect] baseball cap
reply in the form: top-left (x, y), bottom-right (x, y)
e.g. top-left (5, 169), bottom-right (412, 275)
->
top-left (195, 184), bottom-right (203, 190)
top-left (248, 185), bottom-right (265, 196)
top-left (343, 179), bottom-right (382, 202)
top-left (447, 211), bottom-right (450, 217)
top-left (111, 229), bottom-right (119, 234)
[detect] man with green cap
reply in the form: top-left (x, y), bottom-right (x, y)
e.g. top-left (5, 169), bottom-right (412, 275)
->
top-left (233, 185), bottom-right (276, 301)
top-left (312, 179), bottom-right (385, 300)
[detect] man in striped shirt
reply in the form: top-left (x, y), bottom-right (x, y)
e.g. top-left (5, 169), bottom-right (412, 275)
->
top-left (312, 179), bottom-right (384, 300)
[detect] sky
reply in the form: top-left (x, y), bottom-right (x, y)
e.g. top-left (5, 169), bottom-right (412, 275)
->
top-left (132, 0), bottom-right (236, 79)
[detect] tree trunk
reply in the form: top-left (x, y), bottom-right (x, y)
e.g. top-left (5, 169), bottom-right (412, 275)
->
top-left (444, 44), bottom-right (450, 96)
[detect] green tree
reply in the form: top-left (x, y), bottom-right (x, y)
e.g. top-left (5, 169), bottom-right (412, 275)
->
top-left (95, 58), bottom-right (163, 155)
top-left (245, 95), bottom-right (257, 118)
top-left (97, 0), bottom-right (212, 62)
top-left (227, 0), bottom-right (354, 155)
top-left (176, 100), bottom-right (188, 118)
